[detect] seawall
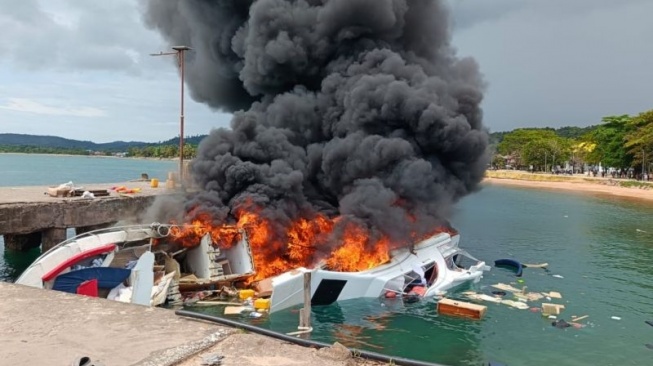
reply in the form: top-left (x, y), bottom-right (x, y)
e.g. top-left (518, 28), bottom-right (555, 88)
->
top-left (0, 181), bottom-right (174, 251)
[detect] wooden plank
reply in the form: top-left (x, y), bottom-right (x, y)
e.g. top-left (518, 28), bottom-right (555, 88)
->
top-left (195, 301), bottom-right (243, 306)
top-left (437, 298), bottom-right (487, 320)
top-left (224, 306), bottom-right (246, 315)
top-left (542, 303), bottom-right (565, 315)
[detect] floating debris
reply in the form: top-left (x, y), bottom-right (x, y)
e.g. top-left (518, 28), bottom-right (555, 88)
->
top-left (491, 283), bottom-right (523, 293)
top-left (437, 298), bottom-right (487, 320)
top-left (501, 300), bottom-right (529, 310)
top-left (494, 259), bottom-right (523, 277)
top-left (571, 315), bottom-right (589, 322)
top-left (552, 319), bottom-right (571, 329)
top-left (542, 303), bottom-right (565, 316)
top-left (547, 291), bottom-right (562, 299)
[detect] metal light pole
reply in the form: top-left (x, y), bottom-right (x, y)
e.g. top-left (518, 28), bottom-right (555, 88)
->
top-left (643, 148), bottom-right (646, 180)
top-left (150, 45), bottom-right (192, 186)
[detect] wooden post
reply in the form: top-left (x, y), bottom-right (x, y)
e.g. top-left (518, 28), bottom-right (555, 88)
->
top-left (299, 272), bottom-right (311, 331)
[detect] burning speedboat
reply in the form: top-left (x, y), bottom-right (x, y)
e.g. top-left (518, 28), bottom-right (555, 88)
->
top-left (14, 223), bottom-right (255, 307)
top-left (15, 221), bottom-right (487, 312)
top-left (266, 230), bottom-right (488, 313)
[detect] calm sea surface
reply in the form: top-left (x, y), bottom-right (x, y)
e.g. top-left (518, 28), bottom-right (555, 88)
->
top-left (2, 154), bottom-right (653, 365)
top-left (0, 153), bottom-right (176, 187)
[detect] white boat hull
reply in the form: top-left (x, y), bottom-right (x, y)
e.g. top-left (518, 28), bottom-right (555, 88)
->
top-left (269, 233), bottom-right (488, 313)
top-left (16, 228), bottom-right (153, 289)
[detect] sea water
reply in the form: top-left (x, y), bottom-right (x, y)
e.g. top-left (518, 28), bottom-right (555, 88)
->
top-left (0, 153), bottom-right (176, 187)
top-left (2, 154), bottom-right (653, 365)
top-left (188, 186), bottom-right (653, 365)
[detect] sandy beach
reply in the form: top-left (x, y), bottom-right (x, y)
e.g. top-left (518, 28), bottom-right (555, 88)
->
top-left (484, 173), bottom-right (653, 203)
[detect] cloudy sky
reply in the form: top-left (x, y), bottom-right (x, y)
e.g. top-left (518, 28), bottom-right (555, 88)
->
top-left (1, 0), bottom-right (651, 143)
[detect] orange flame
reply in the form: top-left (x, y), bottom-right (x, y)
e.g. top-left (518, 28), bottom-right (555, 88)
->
top-left (167, 203), bottom-right (453, 281)
top-left (326, 222), bottom-right (390, 272)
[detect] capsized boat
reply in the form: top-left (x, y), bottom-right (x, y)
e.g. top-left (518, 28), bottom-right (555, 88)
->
top-left (265, 231), bottom-right (489, 313)
top-left (14, 223), bottom-right (255, 307)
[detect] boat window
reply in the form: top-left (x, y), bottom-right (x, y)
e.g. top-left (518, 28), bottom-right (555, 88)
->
top-left (425, 263), bottom-right (438, 285)
top-left (445, 256), bottom-right (456, 270)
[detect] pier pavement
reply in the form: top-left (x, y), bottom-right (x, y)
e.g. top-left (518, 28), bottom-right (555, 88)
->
top-left (0, 282), bottom-right (379, 366)
top-left (0, 180), bottom-right (168, 204)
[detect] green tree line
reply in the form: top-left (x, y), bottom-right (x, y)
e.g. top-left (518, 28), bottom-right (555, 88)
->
top-left (127, 143), bottom-right (197, 159)
top-left (492, 109), bottom-right (653, 175)
top-left (0, 145), bottom-right (90, 155)
top-left (0, 142), bottom-right (199, 159)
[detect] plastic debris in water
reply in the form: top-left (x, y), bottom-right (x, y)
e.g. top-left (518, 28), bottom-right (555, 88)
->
top-left (552, 319), bottom-right (571, 329)
top-left (552, 275), bottom-right (564, 279)
top-left (645, 320), bottom-right (653, 327)
top-left (611, 316), bottom-right (621, 321)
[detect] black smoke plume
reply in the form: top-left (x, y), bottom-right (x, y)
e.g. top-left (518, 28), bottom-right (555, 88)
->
top-left (143, 0), bottom-right (489, 254)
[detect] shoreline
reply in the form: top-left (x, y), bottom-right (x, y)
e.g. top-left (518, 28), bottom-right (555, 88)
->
top-left (484, 175), bottom-right (653, 203)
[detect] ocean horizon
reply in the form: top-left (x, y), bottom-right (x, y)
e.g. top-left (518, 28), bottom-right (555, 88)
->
top-left (0, 153), bottom-right (177, 187)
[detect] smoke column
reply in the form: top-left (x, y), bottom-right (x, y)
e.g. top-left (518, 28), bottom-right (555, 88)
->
top-left (143, 0), bottom-right (489, 252)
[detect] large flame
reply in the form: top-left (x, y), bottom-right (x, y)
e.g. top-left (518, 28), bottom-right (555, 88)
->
top-left (168, 203), bottom-right (454, 281)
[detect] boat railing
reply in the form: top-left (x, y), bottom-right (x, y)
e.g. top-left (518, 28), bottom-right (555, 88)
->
top-left (31, 223), bottom-right (180, 266)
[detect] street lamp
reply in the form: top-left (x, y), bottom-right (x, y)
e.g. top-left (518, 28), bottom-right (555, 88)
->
top-left (643, 148), bottom-right (646, 180)
top-left (150, 45), bottom-right (192, 186)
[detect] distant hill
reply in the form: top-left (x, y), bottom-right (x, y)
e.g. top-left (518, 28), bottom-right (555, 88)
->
top-left (159, 135), bottom-right (207, 146)
top-left (0, 133), bottom-right (208, 152)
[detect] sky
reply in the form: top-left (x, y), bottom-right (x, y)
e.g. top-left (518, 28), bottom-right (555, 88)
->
top-left (0, 0), bottom-right (651, 143)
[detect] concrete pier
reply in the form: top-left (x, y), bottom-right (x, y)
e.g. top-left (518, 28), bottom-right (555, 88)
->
top-left (0, 282), bottom-right (380, 366)
top-left (0, 181), bottom-right (172, 251)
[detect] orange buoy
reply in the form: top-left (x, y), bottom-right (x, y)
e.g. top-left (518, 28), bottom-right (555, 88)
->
top-left (385, 291), bottom-right (397, 299)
